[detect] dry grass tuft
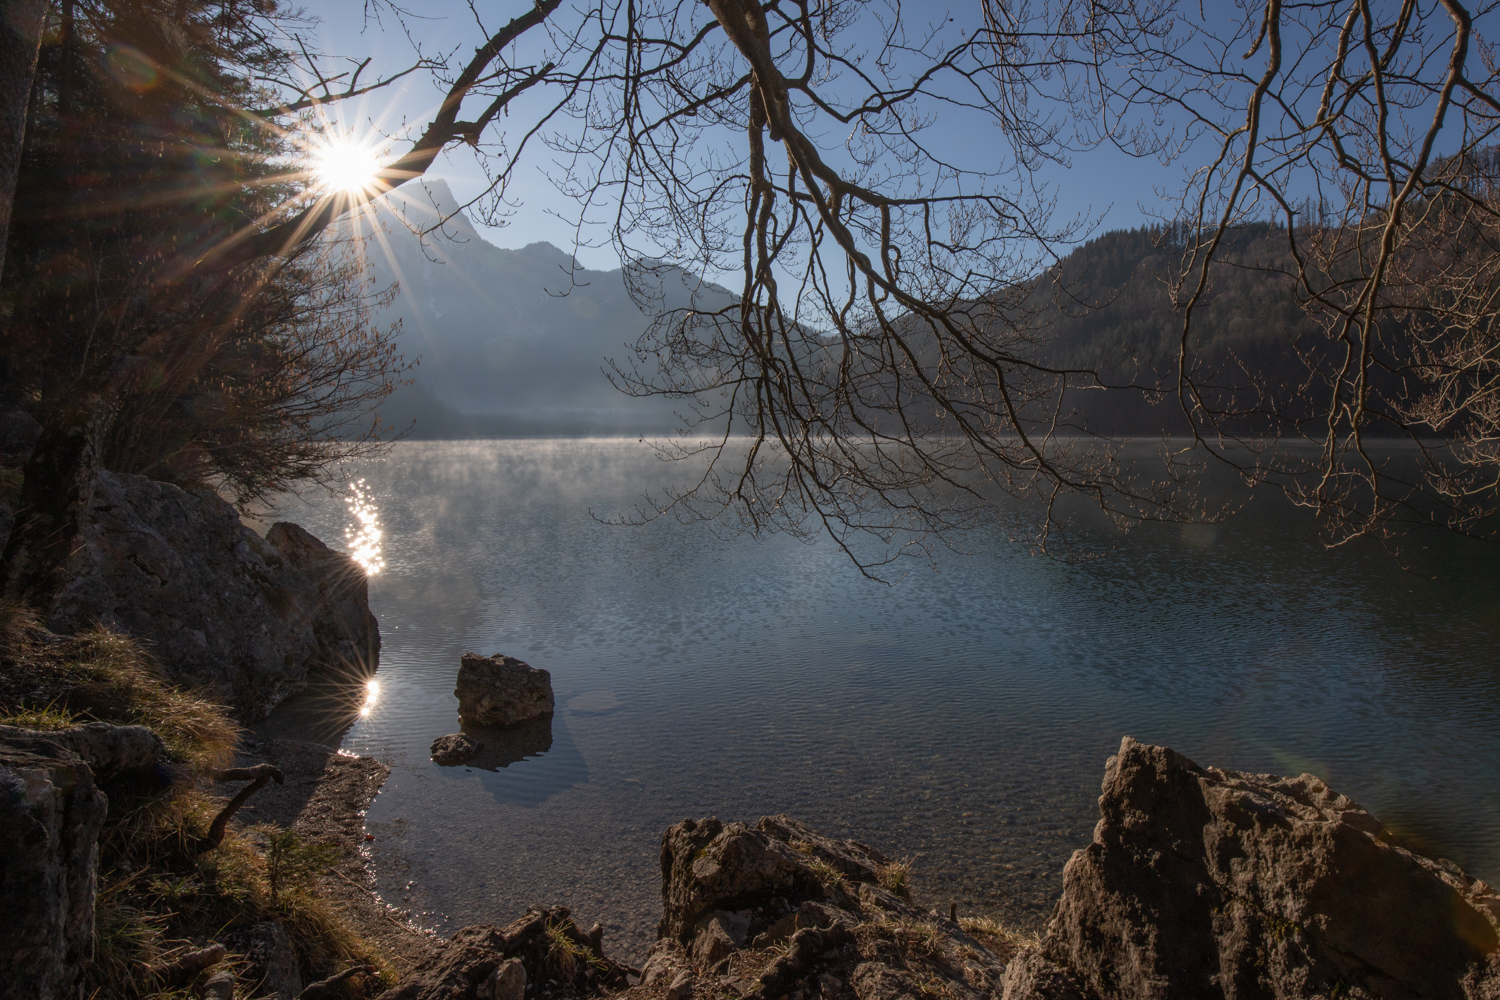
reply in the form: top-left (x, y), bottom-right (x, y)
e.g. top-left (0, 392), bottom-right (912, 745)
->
top-left (0, 699), bottom-right (79, 730)
top-left (0, 612), bottom-right (389, 996)
top-left (805, 856), bottom-right (848, 889)
top-left (876, 857), bottom-right (914, 900)
top-left (60, 626), bottom-right (239, 773)
top-left (0, 598), bottom-right (45, 658)
top-left (956, 915), bottom-right (1039, 960)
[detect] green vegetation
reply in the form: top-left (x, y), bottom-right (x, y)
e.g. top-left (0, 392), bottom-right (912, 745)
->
top-left (544, 919), bottom-right (607, 979)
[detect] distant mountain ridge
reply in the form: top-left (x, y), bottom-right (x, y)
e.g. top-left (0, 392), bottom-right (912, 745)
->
top-left (359, 183), bottom-right (1328, 439)
top-left (359, 180), bottom-right (709, 437)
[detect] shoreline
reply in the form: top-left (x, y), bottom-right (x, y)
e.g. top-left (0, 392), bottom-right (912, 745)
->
top-left (232, 737), bottom-right (441, 977)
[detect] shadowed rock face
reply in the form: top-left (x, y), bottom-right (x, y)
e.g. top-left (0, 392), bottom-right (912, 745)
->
top-left (455, 654), bottom-right (554, 728)
top-left (0, 731), bottom-right (108, 1000)
top-left (43, 470), bottom-right (378, 719)
top-left (1004, 736), bottom-right (1500, 1000)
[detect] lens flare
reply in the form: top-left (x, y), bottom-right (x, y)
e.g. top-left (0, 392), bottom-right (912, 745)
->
top-left (345, 479), bottom-right (384, 575)
top-left (313, 138), bottom-right (383, 194)
top-left (360, 680), bottom-right (380, 717)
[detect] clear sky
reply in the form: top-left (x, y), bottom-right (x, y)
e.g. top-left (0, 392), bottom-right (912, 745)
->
top-left (293, 0), bottom-right (1190, 270)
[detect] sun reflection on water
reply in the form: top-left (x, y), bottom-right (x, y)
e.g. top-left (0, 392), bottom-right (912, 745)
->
top-left (359, 680), bottom-right (380, 717)
top-left (344, 479), bottom-right (384, 575)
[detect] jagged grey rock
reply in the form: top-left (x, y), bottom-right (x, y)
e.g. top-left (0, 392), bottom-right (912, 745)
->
top-left (23, 722), bottom-right (167, 779)
top-left (641, 939), bottom-right (691, 986)
top-left (1002, 736), bottom-right (1500, 1000)
top-left (374, 906), bottom-right (629, 1000)
top-left (656, 813), bottom-right (890, 945)
top-left (665, 969), bottom-right (695, 1000)
top-left (0, 730), bottom-right (107, 1000)
top-left (203, 970), bottom-right (235, 1000)
top-left (264, 521), bottom-right (379, 675)
top-left (430, 733), bottom-right (482, 766)
top-left (690, 911), bottom-right (748, 968)
top-left (483, 958), bottom-right (526, 1000)
top-left (454, 654), bottom-right (553, 727)
top-left (42, 470), bottom-right (379, 719)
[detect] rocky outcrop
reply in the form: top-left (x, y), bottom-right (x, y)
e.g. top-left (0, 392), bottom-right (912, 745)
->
top-left (1002, 736), bottom-right (1500, 1000)
top-left (637, 814), bottom-right (1015, 1000)
top-left (374, 906), bottom-right (629, 1000)
top-left (0, 722), bottom-right (175, 999)
top-left (0, 729), bottom-right (109, 1000)
top-left (455, 654), bottom-right (553, 727)
top-left (431, 733), bottom-right (482, 766)
top-left (264, 521), bottom-right (379, 676)
top-left (41, 470), bottom-right (378, 719)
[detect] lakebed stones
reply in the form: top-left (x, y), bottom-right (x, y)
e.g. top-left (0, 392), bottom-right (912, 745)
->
top-left (430, 733), bottom-right (482, 766)
top-left (1001, 736), bottom-right (1500, 1000)
top-left (455, 653), bottom-right (554, 727)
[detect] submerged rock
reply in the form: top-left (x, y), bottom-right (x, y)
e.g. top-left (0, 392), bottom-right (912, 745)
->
top-left (455, 653), bottom-right (554, 727)
top-left (430, 733), bottom-right (482, 766)
top-left (1002, 736), bottom-right (1500, 999)
top-left (42, 470), bottom-right (379, 719)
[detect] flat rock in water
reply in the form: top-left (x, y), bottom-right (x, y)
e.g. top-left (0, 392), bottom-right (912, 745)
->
top-left (430, 733), bottom-right (482, 766)
top-left (455, 653), bottom-right (554, 727)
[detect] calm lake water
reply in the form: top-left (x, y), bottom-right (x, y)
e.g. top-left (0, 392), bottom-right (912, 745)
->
top-left (255, 439), bottom-right (1500, 963)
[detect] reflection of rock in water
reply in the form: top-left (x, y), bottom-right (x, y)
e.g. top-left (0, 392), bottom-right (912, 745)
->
top-left (460, 717), bottom-right (553, 770)
top-left (251, 669), bottom-right (375, 748)
top-left (432, 715), bottom-right (590, 808)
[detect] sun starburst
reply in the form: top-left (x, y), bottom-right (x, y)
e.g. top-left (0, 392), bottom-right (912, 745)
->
top-left (312, 137), bottom-right (384, 195)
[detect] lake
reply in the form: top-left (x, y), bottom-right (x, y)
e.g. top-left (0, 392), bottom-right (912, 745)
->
top-left (253, 439), bottom-right (1500, 963)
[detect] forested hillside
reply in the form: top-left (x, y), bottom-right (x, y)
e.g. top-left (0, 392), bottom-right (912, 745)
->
top-left (1038, 223), bottom-right (1324, 436)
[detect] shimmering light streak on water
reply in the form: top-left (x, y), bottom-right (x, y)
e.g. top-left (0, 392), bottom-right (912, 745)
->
top-left (360, 680), bottom-right (380, 717)
top-left (258, 440), bottom-right (1500, 964)
top-left (344, 479), bottom-right (385, 575)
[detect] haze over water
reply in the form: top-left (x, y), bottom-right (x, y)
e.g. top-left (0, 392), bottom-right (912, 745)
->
top-left (261, 439), bottom-right (1500, 963)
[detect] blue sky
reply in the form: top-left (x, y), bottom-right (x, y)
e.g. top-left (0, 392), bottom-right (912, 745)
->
top-left (293, 0), bottom-right (1191, 270)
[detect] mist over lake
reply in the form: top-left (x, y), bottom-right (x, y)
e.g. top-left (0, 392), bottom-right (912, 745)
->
top-left (255, 439), bottom-right (1500, 963)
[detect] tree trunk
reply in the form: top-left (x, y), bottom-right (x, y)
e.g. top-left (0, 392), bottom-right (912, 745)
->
top-left (0, 361), bottom-right (139, 610)
top-left (0, 0), bottom-right (46, 287)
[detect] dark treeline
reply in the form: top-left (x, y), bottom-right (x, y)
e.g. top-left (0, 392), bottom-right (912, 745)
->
top-left (0, 0), bottom-right (405, 505)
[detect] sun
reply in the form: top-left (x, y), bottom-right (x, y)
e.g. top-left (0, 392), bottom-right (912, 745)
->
top-left (312, 138), bottom-right (383, 194)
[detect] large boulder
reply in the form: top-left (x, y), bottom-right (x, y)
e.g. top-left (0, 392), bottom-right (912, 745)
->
top-left (1003, 736), bottom-right (1500, 1000)
top-left (264, 521), bottom-right (379, 674)
top-left (657, 814), bottom-right (891, 945)
top-left (455, 654), bottom-right (554, 727)
top-left (0, 730), bottom-right (109, 1000)
top-left (645, 815), bottom-right (1014, 1000)
top-left (374, 906), bottom-right (630, 1000)
top-left (42, 470), bottom-right (379, 719)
